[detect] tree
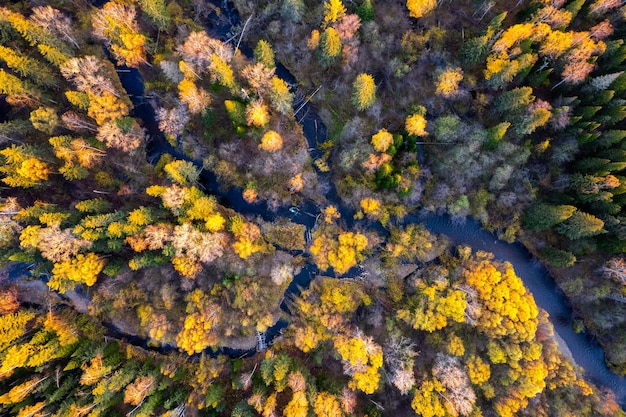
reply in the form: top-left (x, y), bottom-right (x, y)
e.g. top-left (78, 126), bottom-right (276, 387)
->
top-left (96, 119), bottom-right (143, 152)
top-left (280, 0), bottom-right (306, 22)
top-left (29, 107), bottom-right (58, 134)
top-left (0, 145), bottom-right (50, 188)
top-left (92, 2), bottom-right (146, 67)
top-left (324, 0), bottom-right (347, 25)
top-left (523, 204), bottom-right (577, 230)
top-left (246, 101), bottom-right (270, 127)
top-left (179, 79), bottom-right (211, 115)
top-left (29, 6), bottom-right (79, 48)
top-left (139, 0), bottom-right (172, 31)
top-left (435, 67), bottom-right (463, 99)
top-left (49, 252), bottom-right (105, 292)
top-left (269, 77), bottom-right (293, 114)
top-left (318, 27), bottom-right (342, 67)
top-left (555, 211), bottom-right (605, 239)
top-left (259, 130), bottom-right (283, 152)
top-left (352, 73), bottom-right (376, 111)
top-left (407, 0), bottom-right (437, 19)
top-left (0, 45), bottom-right (55, 86)
top-left (405, 113), bottom-right (428, 136)
top-left (464, 259), bottom-right (539, 342)
top-left (254, 40), bottom-right (275, 69)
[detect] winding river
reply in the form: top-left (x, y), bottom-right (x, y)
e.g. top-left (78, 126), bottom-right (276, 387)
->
top-left (86, 0), bottom-right (626, 407)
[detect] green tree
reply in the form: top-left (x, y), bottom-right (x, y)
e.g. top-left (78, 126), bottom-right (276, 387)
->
top-left (254, 40), bottom-right (275, 69)
top-left (523, 204), bottom-right (577, 230)
top-left (555, 211), bottom-right (605, 239)
top-left (280, 0), bottom-right (306, 22)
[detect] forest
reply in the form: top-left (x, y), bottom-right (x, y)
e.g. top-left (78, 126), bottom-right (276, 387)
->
top-left (0, 0), bottom-right (625, 415)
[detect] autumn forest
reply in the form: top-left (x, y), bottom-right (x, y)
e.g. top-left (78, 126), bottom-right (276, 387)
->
top-left (0, 0), bottom-right (625, 416)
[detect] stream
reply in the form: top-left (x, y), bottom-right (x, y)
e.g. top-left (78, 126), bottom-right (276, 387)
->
top-left (29, 0), bottom-right (623, 407)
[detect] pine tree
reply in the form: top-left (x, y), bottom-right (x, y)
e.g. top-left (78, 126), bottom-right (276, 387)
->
top-left (555, 211), bottom-right (605, 239)
top-left (523, 204), bottom-right (577, 230)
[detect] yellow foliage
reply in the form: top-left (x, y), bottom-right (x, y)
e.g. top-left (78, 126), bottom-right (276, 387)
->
top-left (124, 375), bottom-right (155, 406)
top-left (360, 198), bottom-right (381, 217)
top-left (406, 0), bottom-right (437, 19)
top-left (353, 73), bottom-right (376, 111)
top-left (16, 158), bottom-right (49, 182)
top-left (172, 255), bottom-right (202, 278)
top-left (259, 130), bottom-right (283, 152)
top-left (447, 334), bottom-right (465, 356)
top-left (371, 128), bottom-right (394, 152)
top-left (176, 290), bottom-right (221, 354)
top-left (324, 0), bottom-right (347, 25)
top-left (289, 173), bottom-right (304, 193)
top-left (464, 260), bottom-right (539, 342)
top-left (467, 355), bottom-right (491, 385)
top-left (87, 91), bottom-right (130, 126)
top-left (308, 30), bottom-right (321, 50)
top-left (349, 365), bottom-right (380, 394)
top-left (246, 102), bottom-right (270, 127)
top-left (323, 206), bottom-right (340, 224)
top-left (50, 252), bottom-right (104, 292)
top-left (435, 67), bottom-right (463, 98)
top-left (311, 231), bottom-right (367, 275)
top-left (283, 391), bottom-right (308, 417)
top-left (405, 113), bottom-right (428, 136)
top-left (314, 392), bottom-right (342, 417)
top-left (411, 379), bottom-right (447, 417)
top-left (205, 213), bottom-right (226, 232)
top-left (179, 78), bottom-right (211, 115)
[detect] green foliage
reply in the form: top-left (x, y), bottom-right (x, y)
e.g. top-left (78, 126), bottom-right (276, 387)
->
top-left (540, 247), bottom-right (577, 267)
top-left (356, 0), bottom-right (375, 21)
top-left (524, 204), bottom-right (577, 230)
top-left (555, 211), bottom-right (605, 239)
top-left (139, 0), bottom-right (172, 31)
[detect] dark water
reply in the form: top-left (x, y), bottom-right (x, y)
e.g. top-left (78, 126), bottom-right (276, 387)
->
top-left (87, 0), bottom-right (626, 406)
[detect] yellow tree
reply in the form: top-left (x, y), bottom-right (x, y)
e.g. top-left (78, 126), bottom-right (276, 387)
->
top-left (435, 67), bottom-right (463, 99)
top-left (463, 257), bottom-right (538, 342)
top-left (324, 0), bottom-right (347, 25)
top-left (259, 130), bottom-right (283, 152)
top-left (0, 145), bottom-right (50, 188)
top-left (371, 129), bottom-right (393, 152)
top-left (407, 0), bottom-right (437, 19)
top-left (406, 113), bottom-right (428, 136)
top-left (49, 252), bottom-right (105, 293)
top-left (352, 73), bottom-right (376, 111)
top-left (92, 2), bottom-right (146, 67)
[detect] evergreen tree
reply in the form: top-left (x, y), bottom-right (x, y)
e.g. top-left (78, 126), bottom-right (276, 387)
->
top-left (555, 211), bottom-right (605, 239)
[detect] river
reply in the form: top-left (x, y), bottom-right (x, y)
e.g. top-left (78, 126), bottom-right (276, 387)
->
top-left (82, 0), bottom-right (625, 407)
